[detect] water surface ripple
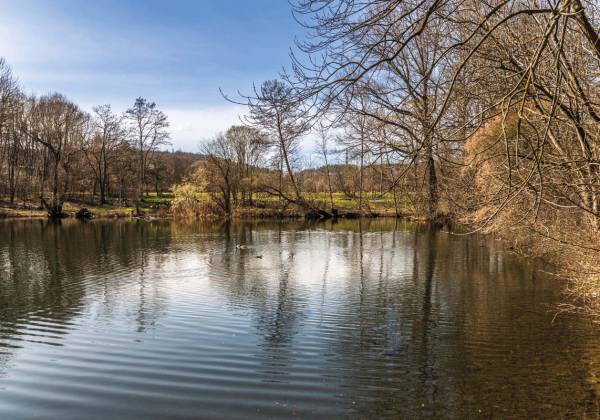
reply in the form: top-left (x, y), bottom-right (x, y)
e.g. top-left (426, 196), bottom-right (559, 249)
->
top-left (0, 219), bottom-right (599, 419)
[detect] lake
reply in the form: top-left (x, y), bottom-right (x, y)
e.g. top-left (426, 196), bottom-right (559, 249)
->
top-left (0, 219), bottom-right (599, 419)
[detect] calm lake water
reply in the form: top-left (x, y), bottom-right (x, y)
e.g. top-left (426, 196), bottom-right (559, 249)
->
top-left (0, 218), bottom-right (599, 419)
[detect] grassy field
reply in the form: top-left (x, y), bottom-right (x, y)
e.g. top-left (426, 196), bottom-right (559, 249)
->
top-left (312, 192), bottom-right (409, 212)
top-left (240, 192), bottom-right (412, 215)
top-left (191, 191), bottom-right (415, 219)
top-left (142, 194), bottom-right (174, 205)
top-left (0, 191), bottom-right (414, 220)
top-left (0, 195), bottom-right (172, 219)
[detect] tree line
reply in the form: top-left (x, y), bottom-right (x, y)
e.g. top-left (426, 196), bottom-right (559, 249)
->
top-left (0, 59), bottom-right (199, 217)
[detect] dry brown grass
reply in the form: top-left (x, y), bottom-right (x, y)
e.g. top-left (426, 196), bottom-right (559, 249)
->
top-left (459, 116), bottom-right (600, 318)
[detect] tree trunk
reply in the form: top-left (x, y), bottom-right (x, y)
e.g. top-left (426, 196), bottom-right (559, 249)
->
top-left (99, 182), bottom-right (106, 205)
top-left (359, 132), bottom-right (364, 212)
top-left (324, 156), bottom-right (334, 209)
top-left (46, 159), bottom-right (65, 219)
top-left (425, 145), bottom-right (438, 221)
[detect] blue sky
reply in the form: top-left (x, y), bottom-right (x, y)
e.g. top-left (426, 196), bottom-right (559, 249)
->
top-left (0, 0), bottom-right (302, 151)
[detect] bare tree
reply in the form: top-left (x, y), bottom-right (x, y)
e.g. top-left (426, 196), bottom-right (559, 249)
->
top-left (242, 80), bottom-right (311, 206)
top-left (224, 125), bottom-right (269, 205)
top-left (315, 125), bottom-right (335, 209)
top-left (202, 134), bottom-right (239, 215)
top-left (24, 94), bottom-right (88, 217)
top-left (124, 97), bottom-right (170, 212)
top-left (290, 0), bottom-right (600, 226)
top-left (84, 105), bottom-right (124, 205)
top-left (0, 59), bottom-right (26, 204)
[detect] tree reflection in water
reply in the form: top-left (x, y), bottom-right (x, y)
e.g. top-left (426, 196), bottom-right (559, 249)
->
top-left (203, 219), bottom-right (600, 417)
top-left (0, 219), bottom-right (598, 418)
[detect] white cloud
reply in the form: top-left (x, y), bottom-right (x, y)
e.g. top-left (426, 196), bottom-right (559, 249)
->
top-left (164, 105), bottom-right (248, 152)
top-left (164, 105), bottom-right (322, 161)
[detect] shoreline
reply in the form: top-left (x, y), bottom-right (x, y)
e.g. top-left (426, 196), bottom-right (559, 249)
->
top-left (0, 203), bottom-right (428, 223)
top-left (1, 198), bottom-right (419, 222)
